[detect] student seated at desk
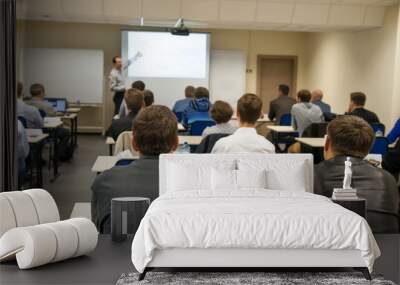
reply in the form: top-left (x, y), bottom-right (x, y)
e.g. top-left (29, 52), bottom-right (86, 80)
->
top-left (118, 80), bottom-right (146, 118)
top-left (212, 93), bottom-right (275, 154)
top-left (202, 100), bottom-right (237, 137)
top-left (106, 88), bottom-right (144, 141)
top-left (386, 118), bottom-right (400, 145)
top-left (182, 86), bottom-right (212, 128)
top-left (172, 85), bottom-right (195, 120)
top-left (311, 89), bottom-right (335, 121)
top-left (91, 105), bottom-right (178, 233)
top-left (27, 83), bottom-right (72, 161)
top-left (16, 82), bottom-right (43, 129)
top-left (268, 84), bottom-right (296, 124)
top-left (144, 89), bottom-right (154, 107)
top-left (383, 139), bottom-right (400, 181)
top-left (346, 92), bottom-right (380, 125)
top-left (314, 116), bottom-right (399, 233)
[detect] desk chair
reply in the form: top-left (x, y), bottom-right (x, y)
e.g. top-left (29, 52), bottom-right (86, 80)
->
top-left (189, 120), bottom-right (215, 136)
top-left (372, 123), bottom-right (386, 136)
top-left (18, 116), bottom-right (27, 128)
top-left (115, 159), bottom-right (135, 166)
top-left (302, 122), bottom-right (328, 138)
top-left (371, 137), bottom-right (389, 155)
top-left (279, 114), bottom-right (292, 126)
top-left (195, 133), bottom-right (229, 153)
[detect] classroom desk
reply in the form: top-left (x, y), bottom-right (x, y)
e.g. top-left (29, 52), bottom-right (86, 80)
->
top-left (178, 123), bottom-right (185, 131)
top-left (295, 137), bottom-right (325, 148)
top-left (178, 135), bottom-right (202, 145)
top-left (43, 120), bottom-right (63, 181)
top-left (27, 133), bottom-right (49, 188)
top-left (105, 137), bottom-right (116, 155)
top-left (91, 155), bottom-right (140, 173)
top-left (66, 107), bottom-right (81, 113)
top-left (295, 137), bottom-right (324, 163)
top-left (267, 125), bottom-right (298, 147)
top-left (61, 113), bottom-right (78, 151)
top-left (0, 234), bottom-right (398, 285)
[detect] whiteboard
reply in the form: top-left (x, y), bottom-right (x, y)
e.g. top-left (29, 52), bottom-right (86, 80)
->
top-left (23, 48), bottom-right (104, 104)
top-left (210, 50), bottom-right (246, 108)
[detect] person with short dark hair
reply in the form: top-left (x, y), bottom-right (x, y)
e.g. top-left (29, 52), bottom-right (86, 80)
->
top-left (181, 86), bottom-right (212, 127)
top-left (268, 84), bottom-right (296, 124)
top-left (212, 94), bottom-right (275, 154)
top-left (143, 90), bottom-right (154, 107)
top-left (202, 100), bottom-right (237, 137)
top-left (291, 89), bottom-right (324, 136)
top-left (346, 92), bottom-right (380, 125)
top-left (314, 116), bottom-right (399, 233)
top-left (118, 80), bottom-right (146, 118)
top-left (172, 85), bottom-right (196, 121)
top-left (106, 88), bottom-right (144, 141)
top-left (91, 105), bottom-right (178, 233)
top-left (16, 82), bottom-right (43, 129)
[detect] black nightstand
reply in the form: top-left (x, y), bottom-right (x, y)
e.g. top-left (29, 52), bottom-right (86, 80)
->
top-left (332, 198), bottom-right (366, 218)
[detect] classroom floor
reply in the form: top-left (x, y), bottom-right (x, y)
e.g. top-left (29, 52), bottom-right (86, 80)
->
top-left (43, 134), bottom-right (106, 219)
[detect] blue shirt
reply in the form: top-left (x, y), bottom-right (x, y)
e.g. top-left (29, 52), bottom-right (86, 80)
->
top-left (182, 97), bottom-right (212, 127)
top-left (17, 99), bottom-right (44, 129)
top-left (172, 98), bottom-right (193, 114)
top-left (387, 118), bottom-right (400, 144)
top-left (313, 100), bottom-right (331, 114)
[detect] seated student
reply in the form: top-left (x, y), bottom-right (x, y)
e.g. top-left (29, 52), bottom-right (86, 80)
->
top-left (106, 88), bottom-right (144, 141)
top-left (212, 94), bottom-right (275, 154)
top-left (268, 84), bottom-right (296, 124)
top-left (143, 90), bottom-right (154, 107)
top-left (27, 83), bottom-right (72, 161)
top-left (346, 92), bottom-right (380, 125)
top-left (291, 89), bottom-right (324, 137)
top-left (25, 83), bottom-right (57, 116)
top-left (118, 80), bottom-right (146, 118)
top-left (202, 100), bottom-right (237, 137)
top-left (386, 117), bottom-right (400, 144)
top-left (172, 85), bottom-right (195, 118)
top-left (91, 105), bottom-right (178, 233)
top-left (314, 116), bottom-right (399, 233)
top-left (182, 86), bottom-right (212, 128)
top-left (382, 139), bottom-right (400, 181)
top-left (17, 120), bottom-right (30, 181)
top-left (311, 89), bottom-right (334, 121)
top-left (16, 82), bottom-right (43, 129)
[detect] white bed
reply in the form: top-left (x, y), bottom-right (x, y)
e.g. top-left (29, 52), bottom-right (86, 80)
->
top-left (131, 154), bottom-right (380, 280)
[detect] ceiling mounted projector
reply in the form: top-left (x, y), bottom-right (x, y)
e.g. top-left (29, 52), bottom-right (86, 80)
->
top-left (170, 18), bottom-right (190, 36)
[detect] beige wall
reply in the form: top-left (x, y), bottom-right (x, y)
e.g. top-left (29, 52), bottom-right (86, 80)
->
top-left (304, 5), bottom-right (400, 129)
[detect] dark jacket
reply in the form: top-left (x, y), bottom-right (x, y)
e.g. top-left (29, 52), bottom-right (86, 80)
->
top-left (382, 139), bottom-right (400, 180)
top-left (195, 133), bottom-right (230, 153)
top-left (268, 95), bottom-right (296, 124)
top-left (314, 156), bottom-right (399, 233)
top-left (348, 108), bottom-right (380, 125)
top-left (91, 156), bottom-right (159, 233)
top-left (105, 112), bottom-right (136, 141)
top-left (182, 97), bottom-right (212, 127)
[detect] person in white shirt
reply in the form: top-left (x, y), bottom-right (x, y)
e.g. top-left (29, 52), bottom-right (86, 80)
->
top-left (202, 100), bottom-right (237, 137)
top-left (212, 93), bottom-right (275, 154)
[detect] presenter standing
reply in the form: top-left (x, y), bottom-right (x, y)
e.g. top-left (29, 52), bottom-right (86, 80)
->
top-left (109, 53), bottom-right (141, 115)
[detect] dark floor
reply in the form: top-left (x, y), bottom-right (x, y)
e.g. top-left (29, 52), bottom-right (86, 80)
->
top-left (42, 134), bottom-right (106, 219)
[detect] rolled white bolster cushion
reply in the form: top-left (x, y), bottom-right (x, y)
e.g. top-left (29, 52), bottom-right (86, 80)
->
top-left (23, 189), bottom-right (60, 224)
top-left (0, 218), bottom-right (98, 269)
top-left (0, 196), bottom-right (17, 237)
top-left (0, 191), bottom-right (39, 228)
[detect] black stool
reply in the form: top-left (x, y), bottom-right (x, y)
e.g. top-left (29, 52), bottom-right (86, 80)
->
top-left (332, 198), bottom-right (366, 218)
top-left (111, 197), bottom-right (150, 242)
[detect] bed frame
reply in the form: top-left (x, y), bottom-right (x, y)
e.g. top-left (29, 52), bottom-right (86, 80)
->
top-left (138, 248), bottom-right (371, 281)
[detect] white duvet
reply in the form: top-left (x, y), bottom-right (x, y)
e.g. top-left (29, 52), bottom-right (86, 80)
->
top-left (131, 190), bottom-right (380, 273)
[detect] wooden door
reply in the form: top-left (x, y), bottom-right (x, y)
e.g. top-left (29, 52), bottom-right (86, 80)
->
top-left (257, 56), bottom-right (297, 113)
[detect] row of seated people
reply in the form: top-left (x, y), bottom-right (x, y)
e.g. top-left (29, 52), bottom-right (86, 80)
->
top-left (16, 82), bottom-right (73, 181)
top-left (91, 92), bottom-right (400, 235)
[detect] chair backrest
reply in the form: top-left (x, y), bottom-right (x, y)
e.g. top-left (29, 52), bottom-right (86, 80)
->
top-left (279, 114), bottom-right (292, 126)
top-left (371, 123), bottom-right (385, 136)
top-left (302, 122), bottom-right (328, 138)
top-left (18, 116), bottom-right (27, 128)
top-left (114, 131), bottom-right (140, 157)
top-left (195, 133), bottom-right (230, 153)
top-left (159, 154), bottom-right (314, 195)
top-left (187, 111), bottom-right (211, 124)
top-left (115, 159), bottom-right (135, 166)
top-left (38, 109), bottom-right (47, 118)
top-left (189, 120), bottom-right (216, 136)
top-left (370, 137), bottom-right (389, 155)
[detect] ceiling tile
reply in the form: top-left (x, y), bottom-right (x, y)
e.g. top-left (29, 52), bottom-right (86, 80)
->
top-left (220, 0), bottom-right (257, 22)
top-left (182, 0), bottom-right (219, 21)
top-left (256, 2), bottom-right (294, 24)
top-left (142, 0), bottom-right (181, 20)
top-left (293, 4), bottom-right (330, 25)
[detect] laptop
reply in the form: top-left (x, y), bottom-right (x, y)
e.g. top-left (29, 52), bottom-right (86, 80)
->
top-left (44, 98), bottom-right (67, 113)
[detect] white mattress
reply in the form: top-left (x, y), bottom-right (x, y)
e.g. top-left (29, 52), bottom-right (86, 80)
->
top-left (131, 191), bottom-right (380, 273)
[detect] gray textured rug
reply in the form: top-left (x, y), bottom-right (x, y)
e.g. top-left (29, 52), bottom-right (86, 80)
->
top-left (116, 272), bottom-right (396, 285)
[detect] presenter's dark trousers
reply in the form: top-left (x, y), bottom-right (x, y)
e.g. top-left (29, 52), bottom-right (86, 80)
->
top-left (113, 91), bottom-right (125, 115)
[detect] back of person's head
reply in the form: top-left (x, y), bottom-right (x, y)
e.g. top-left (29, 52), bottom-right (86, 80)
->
top-left (327, 115), bottom-right (374, 158)
top-left (210, 101), bottom-right (233, 124)
top-left (143, 90), bottom-right (154, 107)
top-left (311, 89), bottom-right (323, 101)
top-left (184, 85), bottom-right (195, 98)
top-left (297, 89), bottom-right (312, 103)
top-left (278, 84), bottom-right (290, 96)
top-left (132, 105), bottom-right (178, 155)
top-left (237, 93), bottom-right (262, 124)
top-left (112, 56), bottom-right (120, 64)
top-left (125, 88), bottom-right (144, 115)
top-left (194, 87), bottom-right (209, 99)
top-left (350, 92), bottom-right (366, 107)
top-left (17, 82), bottom-right (23, 98)
top-left (30, 83), bottom-right (45, 98)
top-left (131, 80), bottom-right (146, 91)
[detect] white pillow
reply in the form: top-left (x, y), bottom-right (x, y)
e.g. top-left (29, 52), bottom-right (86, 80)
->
top-left (266, 162), bottom-right (306, 191)
top-left (237, 169), bottom-right (267, 189)
top-left (168, 162), bottom-right (211, 191)
top-left (211, 168), bottom-right (236, 191)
